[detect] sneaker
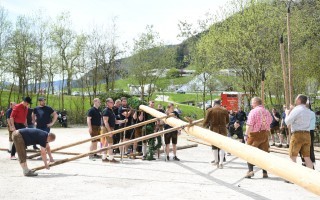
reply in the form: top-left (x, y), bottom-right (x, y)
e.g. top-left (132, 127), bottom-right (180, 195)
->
top-left (263, 172), bottom-right (268, 178)
top-left (109, 159), bottom-right (119, 163)
top-left (24, 170), bottom-right (38, 177)
top-left (244, 171), bottom-right (254, 179)
top-left (277, 144), bottom-right (283, 148)
top-left (212, 162), bottom-right (219, 166)
top-left (93, 154), bottom-right (102, 159)
top-left (167, 156), bottom-right (170, 161)
top-left (285, 144), bottom-right (289, 148)
top-left (271, 143), bottom-right (275, 146)
top-left (10, 156), bottom-right (17, 160)
top-left (89, 155), bottom-right (96, 161)
top-left (218, 164), bottom-right (223, 169)
top-left (173, 156), bottom-right (180, 161)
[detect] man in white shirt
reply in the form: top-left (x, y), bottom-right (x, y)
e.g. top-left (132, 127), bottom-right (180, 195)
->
top-left (285, 95), bottom-right (313, 169)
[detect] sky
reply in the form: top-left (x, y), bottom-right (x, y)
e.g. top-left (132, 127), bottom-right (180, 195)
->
top-left (0, 0), bottom-right (227, 46)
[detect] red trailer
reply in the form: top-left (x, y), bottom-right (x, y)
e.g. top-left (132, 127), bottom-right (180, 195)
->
top-left (221, 92), bottom-right (247, 111)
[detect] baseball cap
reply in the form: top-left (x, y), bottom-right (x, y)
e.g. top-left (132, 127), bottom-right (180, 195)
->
top-left (38, 97), bottom-right (46, 101)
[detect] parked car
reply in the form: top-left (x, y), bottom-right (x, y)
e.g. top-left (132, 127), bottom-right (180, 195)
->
top-left (176, 89), bottom-right (186, 94)
top-left (71, 91), bottom-right (80, 96)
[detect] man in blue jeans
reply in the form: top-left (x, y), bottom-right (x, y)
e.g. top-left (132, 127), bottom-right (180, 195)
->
top-left (32, 97), bottom-right (58, 133)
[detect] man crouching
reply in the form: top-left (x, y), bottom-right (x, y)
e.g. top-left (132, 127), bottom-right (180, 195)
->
top-left (12, 128), bottom-right (56, 176)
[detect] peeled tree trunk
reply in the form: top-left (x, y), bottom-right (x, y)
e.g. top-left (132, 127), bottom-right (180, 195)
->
top-left (139, 105), bottom-right (320, 196)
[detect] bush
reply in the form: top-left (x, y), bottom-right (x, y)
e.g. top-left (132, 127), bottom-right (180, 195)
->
top-left (166, 68), bottom-right (180, 78)
top-left (99, 91), bottom-right (132, 102)
top-left (128, 98), bottom-right (147, 110)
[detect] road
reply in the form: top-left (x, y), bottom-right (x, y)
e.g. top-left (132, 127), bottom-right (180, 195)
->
top-left (0, 127), bottom-right (319, 200)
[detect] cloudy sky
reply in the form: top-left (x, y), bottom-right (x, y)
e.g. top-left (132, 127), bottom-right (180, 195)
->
top-left (0, 0), bottom-right (227, 45)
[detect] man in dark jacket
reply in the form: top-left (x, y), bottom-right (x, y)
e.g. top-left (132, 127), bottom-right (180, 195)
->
top-left (203, 99), bottom-right (229, 169)
top-left (236, 108), bottom-right (247, 127)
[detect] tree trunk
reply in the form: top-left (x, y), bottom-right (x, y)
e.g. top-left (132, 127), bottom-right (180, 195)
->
top-left (67, 71), bottom-right (72, 95)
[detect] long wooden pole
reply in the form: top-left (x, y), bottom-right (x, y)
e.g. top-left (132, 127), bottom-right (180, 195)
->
top-left (287, 1), bottom-right (293, 104)
top-left (140, 105), bottom-right (320, 196)
top-left (280, 35), bottom-right (290, 109)
top-left (27, 114), bottom-right (173, 159)
top-left (261, 70), bottom-right (265, 105)
top-left (280, 34), bottom-right (291, 143)
top-left (31, 119), bottom-right (203, 171)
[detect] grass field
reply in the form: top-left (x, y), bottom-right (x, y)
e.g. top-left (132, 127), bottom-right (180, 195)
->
top-left (153, 100), bottom-right (205, 119)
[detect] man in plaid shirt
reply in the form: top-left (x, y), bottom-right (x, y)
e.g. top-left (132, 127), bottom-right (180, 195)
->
top-left (245, 97), bottom-right (272, 178)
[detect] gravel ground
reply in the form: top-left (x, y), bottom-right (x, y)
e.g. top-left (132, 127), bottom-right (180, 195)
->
top-left (0, 127), bottom-right (319, 200)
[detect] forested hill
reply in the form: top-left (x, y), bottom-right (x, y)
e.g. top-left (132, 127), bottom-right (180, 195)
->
top-left (91, 0), bottom-right (319, 102)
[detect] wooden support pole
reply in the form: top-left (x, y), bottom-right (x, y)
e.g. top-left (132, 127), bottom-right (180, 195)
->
top-left (140, 105), bottom-right (320, 196)
top-left (280, 34), bottom-right (292, 142)
top-left (0, 148), bottom-right (80, 156)
top-left (287, 2), bottom-right (294, 104)
top-left (261, 70), bottom-right (265, 105)
top-left (31, 119), bottom-right (203, 171)
top-left (27, 114), bottom-right (174, 159)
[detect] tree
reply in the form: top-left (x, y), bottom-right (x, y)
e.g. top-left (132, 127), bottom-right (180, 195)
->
top-left (166, 68), bottom-right (180, 78)
top-left (51, 12), bottom-right (86, 96)
top-left (128, 25), bottom-right (174, 101)
top-left (8, 15), bottom-right (36, 99)
top-left (30, 11), bottom-right (51, 99)
top-left (0, 6), bottom-right (11, 107)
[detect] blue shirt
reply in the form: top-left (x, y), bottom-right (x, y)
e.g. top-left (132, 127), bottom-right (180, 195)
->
top-left (6, 108), bottom-right (12, 119)
top-left (33, 106), bottom-right (54, 128)
top-left (19, 128), bottom-right (48, 148)
top-left (309, 110), bottom-right (316, 130)
top-left (281, 112), bottom-right (286, 126)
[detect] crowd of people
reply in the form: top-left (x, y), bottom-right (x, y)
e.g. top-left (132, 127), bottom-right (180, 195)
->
top-left (86, 97), bottom-right (182, 163)
top-left (203, 95), bottom-right (318, 180)
top-left (5, 94), bottom-right (320, 179)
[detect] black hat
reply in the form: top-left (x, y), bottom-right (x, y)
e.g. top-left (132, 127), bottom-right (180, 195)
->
top-left (38, 97), bottom-right (46, 101)
top-left (23, 97), bottom-right (32, 104)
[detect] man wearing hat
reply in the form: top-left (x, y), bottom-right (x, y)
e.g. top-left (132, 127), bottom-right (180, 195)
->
top-left (32, 97), bottom-right (58, 133)
top-left (9, 97), bottom-right (32, 160)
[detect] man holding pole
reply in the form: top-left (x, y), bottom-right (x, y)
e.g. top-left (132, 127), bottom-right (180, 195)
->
top-left (119, 97), bottom-right (133, 155)
top-left (203, 99), bottom-right (229, 169)
top-left (285, 95), bottom-right (313, 169)
top-left (12, 128), bottom-right (56, 176)
top-left (87, 98), bottom-right (102, 160)
top-left (245, 97), bottom-right (272, 178)
top-left (101, 98), bottom-right (126, 163)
